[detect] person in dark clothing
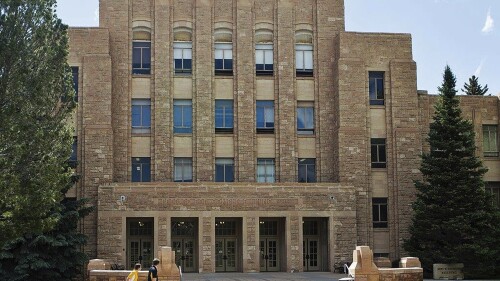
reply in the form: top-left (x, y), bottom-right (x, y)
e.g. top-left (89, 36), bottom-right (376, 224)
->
top-left (148, 258), bottom-right (160, 281)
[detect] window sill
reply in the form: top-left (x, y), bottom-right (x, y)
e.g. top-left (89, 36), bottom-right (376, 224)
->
top-left (373, 227), bottom-right (389, 231)
top-left (173, 132), bottom-right (193, 136)
top-left (297, 133), bottom-right (315, 138)
top-left (369, 104), bottom-right (385, 109)
top-left (132, 132), bottom-right (151, 136)
top-left (132, 73), bottom-right (151, 78)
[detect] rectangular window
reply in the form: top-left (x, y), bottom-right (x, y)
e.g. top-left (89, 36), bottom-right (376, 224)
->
top-left (298, 158), bottom-right (316, 183)
top-left (215, 43), bottom-right (233, 75)
top-left (215, 100), bottom-right (234, 133)
top-left (257, 158), bottom-right (275, 183)
top-left (256, 44), bottom-right (273, 75)
top-left (132, 41), bottom-right (151, 74)
top-left (369, 72), bottom-right (384, 105)
top-left (173, 100), bottom-right (192, 133)
top-left (69, 136), bottom-right (77, 168)
top-left (174, 42), bottom-right (192, 74)
top-left (132, 99), bottom-right (151, 134)
top-left (174, 157), bottom-right (193, 182)
top-left (71, 67), bottom-right (78, 102)
top-left (295, 44), bottom-right (313, 76)
top-left (371, 138), bottom-right (387, 168)
top-left (372, 198), bottom-right (388, 228)
top-left (215, 158), bottom-right (234, 182)
top-left (297, 104), bottom-right (314, 135)
top-left (486, 182), bottom-right (500, 208)
top-left (132, 157), bottom-right (151, 182)
top-left (256, 101), bottom-right (274, 133)
top-left (483, 125), bottom-right (499, 157)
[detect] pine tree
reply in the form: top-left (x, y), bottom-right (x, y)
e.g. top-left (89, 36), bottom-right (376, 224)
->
top-left (0, 0), bottom-right (75, 246)
top-left (462, 75), bottom-right (489, 95)
top-left (404, 66), bottom-right (500, 278)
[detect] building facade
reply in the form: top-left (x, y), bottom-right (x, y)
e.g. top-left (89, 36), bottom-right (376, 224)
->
top-left (66, 0), bottom-right (500, 273)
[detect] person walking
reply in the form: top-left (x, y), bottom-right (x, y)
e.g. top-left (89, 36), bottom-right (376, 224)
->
top-left (127, 263), bottom-right (141, 281)
top-left (148, 258), bottom-right (160, 281)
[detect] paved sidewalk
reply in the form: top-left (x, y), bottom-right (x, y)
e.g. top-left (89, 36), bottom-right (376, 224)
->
top-left (181, 272), bottom-right (347, 281)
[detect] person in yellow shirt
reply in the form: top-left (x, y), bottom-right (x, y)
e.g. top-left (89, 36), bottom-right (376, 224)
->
top-left (127, 263), bottom-right (141, 281)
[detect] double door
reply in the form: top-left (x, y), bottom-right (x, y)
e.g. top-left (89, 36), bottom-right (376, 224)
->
top-left (303, 238), bottom-right (320, 271)
top-left (172, 239), bottom-right (196, 272)
top-left (129, 238), bottom-right (153, 268)
top-left (260, 238), bottom-right (279, 272)
top-left (215, 238), bottom-right (237, 272)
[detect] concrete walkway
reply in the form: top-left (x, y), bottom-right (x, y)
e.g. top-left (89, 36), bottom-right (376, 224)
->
top-left (181, 272), bottom-right (500, 281)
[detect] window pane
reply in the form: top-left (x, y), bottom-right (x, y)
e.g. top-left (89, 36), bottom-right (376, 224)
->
top-left (184, 48), bottom-right (192, 60)
top-left (215, 49), bottom-right (223, 59)
top-left (256, 106), bottom-right (265, 128)
top-left (296, 50), bottom-right (304, 69)
top-left (132, 106), bottom-right (141, 127)
top-left (377, 78), bottom-right (384, 99)
top-left (132, 47), bottom-right (141, 69)
top-left (142, 46), bottom-right (151, 69)
top-left (215, 165), bottom-right (225, 182)
top-left (174, 48), bottom-right (183, 59)
top-left (307, 164), bottom-right (316, 182)
top-left (371, 145), bottom-right (378, 163)
top-left (224, 59), bottom-right (232, 70)
top-left (256, 50), bottom-right (264, 64)
top-left (379, 145), bottom-right (387, 162)
top-left (264, 50), bottom-right (273, 65)
top-left (226, 165), bottom-right (234, 182)
top-left (304, 50), bottom-right (313, 70)
top-left (184, 59), bottom-right (192, 70)
top-left (142, 106), bottom-right (151, 127)
top-left (215, 59), bottom-right (223, 70)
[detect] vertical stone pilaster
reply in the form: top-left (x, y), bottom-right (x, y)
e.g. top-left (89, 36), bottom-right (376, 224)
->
top-left (243, 216), bottom-right (259, 272)
top-left (276, 1), bottom-right (296, 182)
top-left (235, 1), bottom-right (255, 181)
top-left (287, 216), bottom-right (301, 272)
top-left (154, 0), bottom-right (172, 181)
top-left (201, 215), bottom-right (214, 272)
top-left (194, 0), bottom-right (214, 181)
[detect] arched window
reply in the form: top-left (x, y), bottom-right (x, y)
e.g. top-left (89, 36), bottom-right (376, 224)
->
top-left (173, 26), bottom-right (193, 74)
top-left (295, 29), bottom-right (313, 76)
top-left (132, 23), bottom-right (151, 75)
top-left (255, 23), bottom-right (274, 76)
top-left (214, 26), bottom-right (233, 75)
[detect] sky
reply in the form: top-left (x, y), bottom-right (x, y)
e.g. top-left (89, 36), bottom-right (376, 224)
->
top-left (56, 0), bottom-right (499, 95)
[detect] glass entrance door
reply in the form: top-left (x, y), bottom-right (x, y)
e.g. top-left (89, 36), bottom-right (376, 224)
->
top-left (260, 238), bottom-right (279, 272)
top-left (129, 238), bottom-right (153, 269)
top-left (172, 239), bottom-right (195, 272)
top-left (303, 238), bottom-right (320, 271)
top-left (215, 238), bottom-right (237, 272)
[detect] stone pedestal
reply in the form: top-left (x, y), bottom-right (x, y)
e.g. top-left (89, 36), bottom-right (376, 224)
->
top-left (157, 246), bottom-right (181, 281)
top-left (400, 257), bottom-right (421, 268)
top-left (374, 257), bottom-right (391, 268)
top-left (348, 246), bottom-right (379, 281)
top-left (87, 259), bottom-right (111, 270)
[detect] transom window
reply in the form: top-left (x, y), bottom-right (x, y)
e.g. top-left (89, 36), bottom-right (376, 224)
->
top-left (173, 100), bottom-right (192, 133)
top-left (132, 99), bottom-right (151, 134)
top-left (298, 158), bottom-right (316, 183)
top-left (174, 157), bottom-right (193, 182)
top-left (483, 125), bottom-right (499, 157)
top-left (297, 104), bottom-right (314, 135)
top-left (215, 158), bottom-right (234, 182)
top-left (371, 138), bottom-right (387, 168)
top-left (215, 100), bottom-right (234, 133)
top-left (256, 101), bottom-right (274, 133)
top-left (369, 71), bottom-right (385, 105)
top-left (259, 221), bottom-right (278, 236)
top-left (257, 158), bottom-right (275, 183)
top-left (372, 198), bottom-right (388, 228)
top-left (215, 220), bottom-right (236, 236)
top-left (132, 157), bottom-right (151, 182)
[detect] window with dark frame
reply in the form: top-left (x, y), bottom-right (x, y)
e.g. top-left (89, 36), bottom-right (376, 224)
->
top-left (215, 43), bottom-right (233, 75)
top-left (372, 198), bottom-right (388, 228)
top-left (369, 71), bottom-right (384, 105)
top-left (297, 105), bottom-right (314, 135)
top-left (132, 99), bottom-right (151, 134)
top-left (215, 158), bottom-right (234, 182)
top-left (132, 41), bottom-right (151, 74)
top-left (173, 100), bottom-right (192, 133)
top-left (174, 157), bottom-right (193, 182)
top-left (71, 66), bottom-right (78, 102)
top-left (257, 158), bottom-right (275, 183)
top-left (298, 158), bottom-right (316, 183)
top-left (256, 101), bottom-right (274, 133)
top-left (295, 44), bottom-right (313, 77)
top-left (485, 182), bottom-right (500, 208)
top-left (483, 125), bottom-right (499, 157)
top-left (256, 44), bottom-right (273, 75)
top-left (69, 136), bottom-right (77, 168)
top-left (371, 138), bottom-right (387, 168)
top-left (215, 100), bottom-right (234, 133)
top-left (132, 157), bottom-right (151, 182)
top-left (174, 42), bottom-right (192, 74)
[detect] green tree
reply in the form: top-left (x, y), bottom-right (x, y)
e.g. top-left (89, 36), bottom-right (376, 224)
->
top-left (404, 66), bottom-right (500, 278)
top-left (0, 187), bottom-right (93, 281)
top-left (0, 0), bottom-right (75, 247)
top-left (462, 75), bottom-right (489, 95)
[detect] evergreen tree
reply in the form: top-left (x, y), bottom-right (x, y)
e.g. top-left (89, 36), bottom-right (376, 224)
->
top-left (404, 66), bottom-right (500, 278)
top-left (462, 75), bottom-right (489, 95)
top-left (0, 0), bottom-right (75, 247)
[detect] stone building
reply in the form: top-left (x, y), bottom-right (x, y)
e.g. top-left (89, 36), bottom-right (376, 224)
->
top-left (66, 0), bottom-right (500, 273)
